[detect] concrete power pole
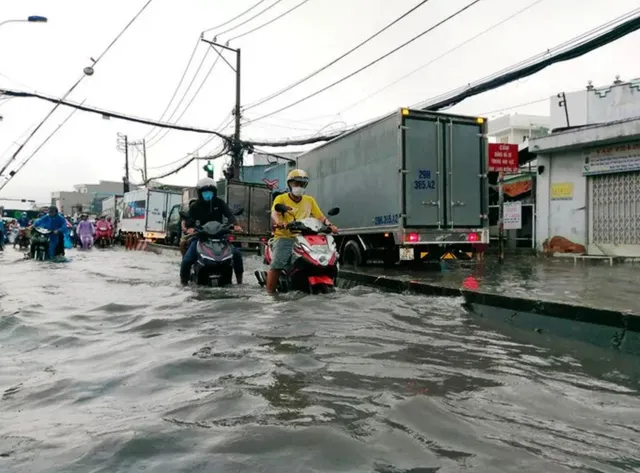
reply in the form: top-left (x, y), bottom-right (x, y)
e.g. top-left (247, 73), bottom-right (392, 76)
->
top-left (116, 133), bottom-right (130, 193)
top-left (200, 37), bottom-right (242, 181)
top-left (142, 138), bottom-right (148, 183)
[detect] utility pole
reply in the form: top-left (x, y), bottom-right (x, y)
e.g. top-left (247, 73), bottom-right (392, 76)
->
top-left (200, 37), bottom-right (242, 181)
top-left (127, 137), bottom-right (148, 183)
top-left (142, 138), bottom-right (148, 183)
top-left (116, 133), bottom-right (130, 193)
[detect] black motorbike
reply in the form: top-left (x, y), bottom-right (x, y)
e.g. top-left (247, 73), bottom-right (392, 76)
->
top-left (189, 208), bottom-right (243, 287)
top-left (30, 227), bottom-right (52, 261)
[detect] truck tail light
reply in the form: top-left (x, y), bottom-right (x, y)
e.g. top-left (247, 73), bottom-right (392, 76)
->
top-left (260, 237), bottom-right (267, 243)
top-left (405, 233), bottom-right (420, 242)
top-left (467, 232), bottom-right (479, 242)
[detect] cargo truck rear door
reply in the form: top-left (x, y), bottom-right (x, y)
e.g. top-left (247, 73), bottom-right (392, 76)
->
top-left (145, 191), bottom-right (168, 232)
top-left (403, 117), bottom-right (443, 227)
top-left (249, 185), bottom-right (272, 236)
top-left (444, 118), bottom-right (485, 227)
top-left (226, 182), bottom-right (250, 232)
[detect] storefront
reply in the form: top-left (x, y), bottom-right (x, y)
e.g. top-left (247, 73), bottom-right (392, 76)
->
top-left (530, 118), bottom-right (640, 257)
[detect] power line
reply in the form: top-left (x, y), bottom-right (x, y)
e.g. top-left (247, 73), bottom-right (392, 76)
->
top-left (146, 52), bottom-right (222, 148)
top-left (409, 8), bottom-right (640, 112)
top-left (251, 7), bottom-right (640, 149)
top-left (141, 36), bottom-right (202, 140)
top-left (212, 0), bottom-right (286, 39)
top-left (479, 97), bottom-right (549, 116)
top-left (144, 142), bottom-right (229, 184)
top-left (202, 0), bottom-right (269, 34)
top-left (243, 0), bottom-right (483, 125)
top-left (0, 88), bottom-right (235, 140)
top-left (329, 0), bottom-right (545, 118)
top-left (145, 46), bottom-right (212, 144)
top-left (0, 102), bottom-right (83, 192)
top-left (0, 0), bottom-right (156, 179)
top-left (243, 0), bottom-right (433, 111)
top-left (312, 6), bottom-right (640, 138)
top-left (415, 9), bottom-right (640, 111)
top-left (227, 0), bottom-right (313, 42)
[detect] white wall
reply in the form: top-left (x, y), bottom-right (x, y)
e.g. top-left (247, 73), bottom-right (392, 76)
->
top-left (535, 150), bottom-right (587, 250)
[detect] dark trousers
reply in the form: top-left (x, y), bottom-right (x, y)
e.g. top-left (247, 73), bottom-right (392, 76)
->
top-left (180, 239), bottom-right (243, 284)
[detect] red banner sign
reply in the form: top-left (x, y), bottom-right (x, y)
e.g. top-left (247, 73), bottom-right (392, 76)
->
top-left (488, 143), bottom-right (519, 172)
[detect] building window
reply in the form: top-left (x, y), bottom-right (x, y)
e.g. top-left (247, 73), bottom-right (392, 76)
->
top-left (500, 136), bottom-right (509, 143)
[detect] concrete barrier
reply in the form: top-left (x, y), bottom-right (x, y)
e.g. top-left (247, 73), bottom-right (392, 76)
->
top-left (338, 270), bottom-right (640, 356)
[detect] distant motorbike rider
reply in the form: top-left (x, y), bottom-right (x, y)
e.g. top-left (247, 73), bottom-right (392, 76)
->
top-left (266, 169), bottom-right (338, 294)
top-left (180, 178), bottom-right (243, 285)
top-left (105, 216), bottom-right (114, 244)
top-left (30, 206), bottom-right (69, 259)
top-left (76, 214), bottom-right (94, 248)
top-left (17, 212), bottom-right (30, 228)
top-left (0, 218), bottom-right (5, 251)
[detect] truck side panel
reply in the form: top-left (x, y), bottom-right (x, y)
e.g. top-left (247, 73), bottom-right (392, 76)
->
top-left (301, 115), bottom-right (401, 231)
top-left (403, 117), bottom-right (443, 227)
top-left (445, 119), bottom-right (486, 227)
top-left (119, 189), bottom-right (147, 233)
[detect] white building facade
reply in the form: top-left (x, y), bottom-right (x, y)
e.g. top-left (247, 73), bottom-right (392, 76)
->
top-left (530, 77), bottom-right (640, 257)
top-left (487, 113), bottom-right (550, 145)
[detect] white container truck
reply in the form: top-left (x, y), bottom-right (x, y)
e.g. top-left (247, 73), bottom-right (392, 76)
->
top-left (298, 108), bottom-right (490, 265)
top-left (101, 195), bottom-right (123, 220)
top-left (119, 188), bottom-right (182, 242)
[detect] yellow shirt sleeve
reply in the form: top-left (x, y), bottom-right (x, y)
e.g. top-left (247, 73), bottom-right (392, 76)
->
top-left (271, 194), bottom-right (284, 213)
top-left (308, 196), bottom-right (325, 221)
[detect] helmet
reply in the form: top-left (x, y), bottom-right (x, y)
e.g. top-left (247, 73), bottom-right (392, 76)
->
top-left (21, 212), bottom-right (27, 217)
top-left (196, 177), bottom-right (217, 200)
top-left (197, 177), bottom-right (217, 191)
top-left (286, 169), bottom-right (309, 188)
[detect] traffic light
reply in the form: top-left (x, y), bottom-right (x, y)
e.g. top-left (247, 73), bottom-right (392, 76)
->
top-left (203, 161), bottom-right (214, 179)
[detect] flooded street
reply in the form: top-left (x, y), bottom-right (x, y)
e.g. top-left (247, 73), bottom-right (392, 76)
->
top-left (1, 248), bottom-right (639, 473)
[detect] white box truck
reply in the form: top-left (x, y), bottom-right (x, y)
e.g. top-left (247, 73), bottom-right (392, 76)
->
top-left (119, 188), bottom-right (182, 242)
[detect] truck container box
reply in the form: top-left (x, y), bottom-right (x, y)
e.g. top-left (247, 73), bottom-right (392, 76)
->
top-left (119, 189), bottom-right (182, 241)
top-left (298, 108), bottom-right (489, 264)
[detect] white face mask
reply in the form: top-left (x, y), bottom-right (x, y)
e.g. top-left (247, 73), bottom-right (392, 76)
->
top-left (291, 187), bottom-right (305, 197)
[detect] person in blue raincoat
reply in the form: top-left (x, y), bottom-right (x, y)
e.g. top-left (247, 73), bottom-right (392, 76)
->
top-left (31, 206), bottom-right (69, 259)
top-left (17, 212), bottom-right (30, 228)
top-left (0, 218), bottom-right (5, 250)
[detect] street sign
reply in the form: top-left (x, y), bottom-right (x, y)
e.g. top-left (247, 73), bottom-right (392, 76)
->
top-left (503, 201), bottom-right (522, 230)
top-left (488, 143), bottom-right (519, 172)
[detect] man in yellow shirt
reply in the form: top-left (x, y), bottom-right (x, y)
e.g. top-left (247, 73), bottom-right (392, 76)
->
top-left (266, 169), bottom-right (338, 294)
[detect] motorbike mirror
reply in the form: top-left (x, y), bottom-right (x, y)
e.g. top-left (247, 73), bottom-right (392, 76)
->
top-left (327, 207), bottom-right (340, 216)
top-left (233, 207), bottom-right (244, 216)
top-left (274, 203), bottom-right (289, 214)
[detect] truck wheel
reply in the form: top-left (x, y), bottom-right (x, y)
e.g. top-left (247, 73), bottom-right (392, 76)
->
top-left (342, 240), bottom-right (364, 267)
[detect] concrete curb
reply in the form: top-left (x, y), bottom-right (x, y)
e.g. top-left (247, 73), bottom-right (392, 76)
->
top-left (338, 270), bottom-right (640, 356)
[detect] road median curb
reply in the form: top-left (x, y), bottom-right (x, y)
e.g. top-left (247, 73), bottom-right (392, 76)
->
top-left (338, 269), bottom-right (640, 355)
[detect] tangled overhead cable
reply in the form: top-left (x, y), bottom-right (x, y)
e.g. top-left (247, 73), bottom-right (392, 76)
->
top-left (0, 88), bottom-right (346, 147)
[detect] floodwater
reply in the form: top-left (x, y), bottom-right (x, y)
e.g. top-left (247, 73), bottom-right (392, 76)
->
top-left (1, 248), bottom-right (639, 473)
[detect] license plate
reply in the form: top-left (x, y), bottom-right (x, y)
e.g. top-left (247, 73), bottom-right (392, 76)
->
top-left (400, 247), bottom-right (414, 261)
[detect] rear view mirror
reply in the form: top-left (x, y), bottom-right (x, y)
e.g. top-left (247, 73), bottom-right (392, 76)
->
top-left (274, 203), bottom-right (289, 214)
top-left (233, 207), bottom-right (244, 216)
top-left (327, 207), bottom-right (340, 216)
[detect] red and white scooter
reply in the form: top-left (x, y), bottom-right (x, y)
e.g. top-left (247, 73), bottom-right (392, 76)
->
top-left (255, 205), bottom-right (340, 294)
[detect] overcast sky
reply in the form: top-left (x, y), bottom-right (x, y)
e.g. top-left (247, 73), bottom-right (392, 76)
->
top-left (0, 0), bottom-right (638, 202)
